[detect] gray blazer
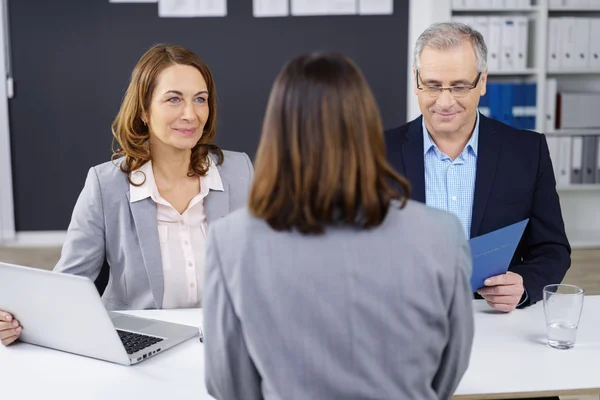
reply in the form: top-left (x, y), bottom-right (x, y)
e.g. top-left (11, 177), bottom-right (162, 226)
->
top-left (203, 200), bottom-right (474, 400)
top-left (54, 150), bottom-right (253, 310)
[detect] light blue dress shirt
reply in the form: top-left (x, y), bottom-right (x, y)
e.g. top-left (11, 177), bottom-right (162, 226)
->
top-left (423, 114), bottom-right (479, 239)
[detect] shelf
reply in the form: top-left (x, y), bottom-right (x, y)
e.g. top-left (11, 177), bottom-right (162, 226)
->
top-left (546, 129), bottom-right (600, 136)
top-left (452, 6), bottom-right (540, 13)
top-left (547, 69), bottom-right (600, 75)
top-left (549, 7), bottom-right (600, 12)
top-left (557, 185), bottom-right (600, 192)
top-left (488, 69), bottom-right (538, 76)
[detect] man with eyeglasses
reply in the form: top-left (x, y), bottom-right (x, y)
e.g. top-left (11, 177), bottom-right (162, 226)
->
top-left (385, 22), bottom-right (570, 318)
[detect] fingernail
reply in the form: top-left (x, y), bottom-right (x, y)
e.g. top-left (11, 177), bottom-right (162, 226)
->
top-left (11, 321), bottom-right (18, 327)
top-left (16, 327), bottom-right (22, 332)
top-left (485, 279), bottom-right (491, 285)
top-left (5, 315), bottom-right (11, 321)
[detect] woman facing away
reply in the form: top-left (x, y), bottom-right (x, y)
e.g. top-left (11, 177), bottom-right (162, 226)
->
top-left (0, 44), bottom-right (253, 346)
top-left (202, 52), bottom-right (475, 400)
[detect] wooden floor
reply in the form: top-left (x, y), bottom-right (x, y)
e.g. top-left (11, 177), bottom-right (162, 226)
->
top-left (1, 246), bottom-right (599, 400)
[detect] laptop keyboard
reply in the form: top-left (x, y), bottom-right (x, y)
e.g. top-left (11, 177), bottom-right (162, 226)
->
top-left (116, 329), bottom-right (164, 355)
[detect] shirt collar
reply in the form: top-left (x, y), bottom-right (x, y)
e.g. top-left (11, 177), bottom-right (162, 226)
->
top-left (422, 112), bottom-right (480, 157)
top-left (129, 157), bottom-right (224, 203)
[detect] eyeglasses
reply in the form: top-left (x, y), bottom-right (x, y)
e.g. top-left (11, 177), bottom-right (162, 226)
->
top-left (416, 71), bottom-right (482, 98)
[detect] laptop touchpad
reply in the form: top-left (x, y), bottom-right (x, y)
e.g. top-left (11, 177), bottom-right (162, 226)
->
top-left (112, 315), bottom-right (156, 331)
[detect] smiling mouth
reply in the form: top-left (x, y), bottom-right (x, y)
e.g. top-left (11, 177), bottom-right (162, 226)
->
top-left (173, 128), bottom-right (198, 135)
top-left (436, 112), bottom-right (456, 117)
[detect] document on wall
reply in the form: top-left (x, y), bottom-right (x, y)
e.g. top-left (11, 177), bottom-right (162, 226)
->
top-left (110, 0), bottom-right (157, 3)
top-left (359, 0), bottom-right (393, 15)
top-left (158, 0), bottom-right (226, 17)
top-left (253, 0), bottom-right (289, 17)
top-left (291, 0), bottom-right (356, 15)
top-left (468, 219), bottom-right (529, 291)
top-left (328, 0), bottom-right (357, 15)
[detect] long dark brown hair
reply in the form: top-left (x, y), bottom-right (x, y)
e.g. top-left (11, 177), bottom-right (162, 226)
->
top-left (249, 52), bottom-right (411, 234)
top-left (111, 44), bottom-right (223, 183)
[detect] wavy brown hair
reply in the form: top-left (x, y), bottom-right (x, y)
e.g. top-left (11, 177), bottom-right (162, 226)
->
top-left (249, 52), bottom-right (411, 234)
top-left (111, 44), bottom-right (223, 183)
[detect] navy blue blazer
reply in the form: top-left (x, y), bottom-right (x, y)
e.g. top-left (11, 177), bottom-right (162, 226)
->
top-left (385, 114), bottom-right (571, 306)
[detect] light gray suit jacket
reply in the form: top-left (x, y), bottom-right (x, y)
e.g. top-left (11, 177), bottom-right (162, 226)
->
top-left (204, 200), bottom-right (474, 400)
top-left (54, 150), bottom-right (253, 310)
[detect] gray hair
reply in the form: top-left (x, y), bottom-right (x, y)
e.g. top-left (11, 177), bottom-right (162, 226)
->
top-left (413, 22), bottom-right (488, 72)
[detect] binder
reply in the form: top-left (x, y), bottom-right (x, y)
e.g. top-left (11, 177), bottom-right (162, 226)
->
top-left (500, 83), bottom-right (514, 126)
top-left (582, 135), bottom-right (597, 184)
top-left (589, 19), bottom-right (600, 69)
top-left (547, 18), bottom-right (561, 71)
top-left (574, 18), bottom-right (590, 68)
top-left (517, 0), bottom-right (530, 7)
top-left (501, 17), bottom-right (517, 70)
top-left (452, 0), bottom-right (467, 8)
top-left (479, 86), bottom-right (490, 117)
top-left (545, 78), bottom-right (558, 132)
top-left (524, 82), bottom-right (537, 130)
top-left (571, 136), bottom-right (583, 184)
top-left (596, 136), bottom-right (600, 183)
top-left (560, 18), bottom-right (577, 69)
top-left (488, 17), bottom-right (503, 71)
top-left (487, 83), bottom-right (502, 121)
top-left (545, 136), bottom-right (561, 184)
top-left (557, 136), bottom-right (572, 187)
top-left (491, 0), bottom-right (504, 7)
top-left (512, 83), bottom-right (526, 129)
top-left (472, 17), bottom-right (489, 47)
top-left (504, 0), bottom-right (518, 6)
top-left (515, 16), bottom-right (529, 70)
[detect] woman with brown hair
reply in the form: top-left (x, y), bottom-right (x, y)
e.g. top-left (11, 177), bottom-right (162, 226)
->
top-left (203, 52), bottom-right (474, 400)
top-left (0, 44), bottom-right (253, 346)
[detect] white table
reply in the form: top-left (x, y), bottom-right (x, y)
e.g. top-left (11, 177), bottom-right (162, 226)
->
top-left (2, 298), bottom-right (600, 400)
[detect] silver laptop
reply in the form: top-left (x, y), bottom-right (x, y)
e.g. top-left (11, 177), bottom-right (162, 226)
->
top-left (0, 262), bottom-right (199, 365)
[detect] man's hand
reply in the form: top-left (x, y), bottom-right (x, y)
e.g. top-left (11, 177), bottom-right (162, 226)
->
top-left (477, 272), bottom-right (525, 313)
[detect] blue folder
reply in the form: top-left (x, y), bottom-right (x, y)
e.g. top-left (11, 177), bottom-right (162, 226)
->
top-left (468, 219), bottom-right (529, 291)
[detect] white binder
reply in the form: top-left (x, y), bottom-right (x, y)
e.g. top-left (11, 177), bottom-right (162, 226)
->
top-left (560, 18), bottom-right (578, 69)
top-left (545, 78), bottom-right (558, 133)
top-left (571, 136), bottom-right (584, 184)
top-left (452, 0), bottom-right (467, 8)
top-left (557, 136), bottom-right (572, 187)
top-left (547, 18), bottom-right (561, 71)
top-left (504, 0), bottom-right (518, 7)
top-left (491, 0), bottom-right (504, 7)
top-left (488, 17), bottom-right (503, 71)
top-left (515, 16), bottom-right (528, 70)
top-left (589, 19), bottom-right (600, 68)
top-left (501, 17), bottom-right (517, 70)
top-left (473, 17), bottom-right (489, 47)
top-left (573, 18), bottom-right (590, 68)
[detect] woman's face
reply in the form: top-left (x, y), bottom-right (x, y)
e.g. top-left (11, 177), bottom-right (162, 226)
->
top-left (145, 64), bottom-right (209, 151)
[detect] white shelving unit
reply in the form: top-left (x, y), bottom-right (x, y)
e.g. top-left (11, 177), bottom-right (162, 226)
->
top-left (443, 0), bottom-right (600, 248)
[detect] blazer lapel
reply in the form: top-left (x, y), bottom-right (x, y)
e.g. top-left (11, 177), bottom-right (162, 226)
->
top-left (402, 116), bottom-right (426, 203)
top-left (127, 193), bottom-right (164, 309)
top-left (204, 164), bottom-right (231, 224)
top-left (470, 115), bottom-right (502, 238)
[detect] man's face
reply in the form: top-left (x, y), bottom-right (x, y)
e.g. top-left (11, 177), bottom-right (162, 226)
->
top-left (414, 41), bottom-right (487, 136)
